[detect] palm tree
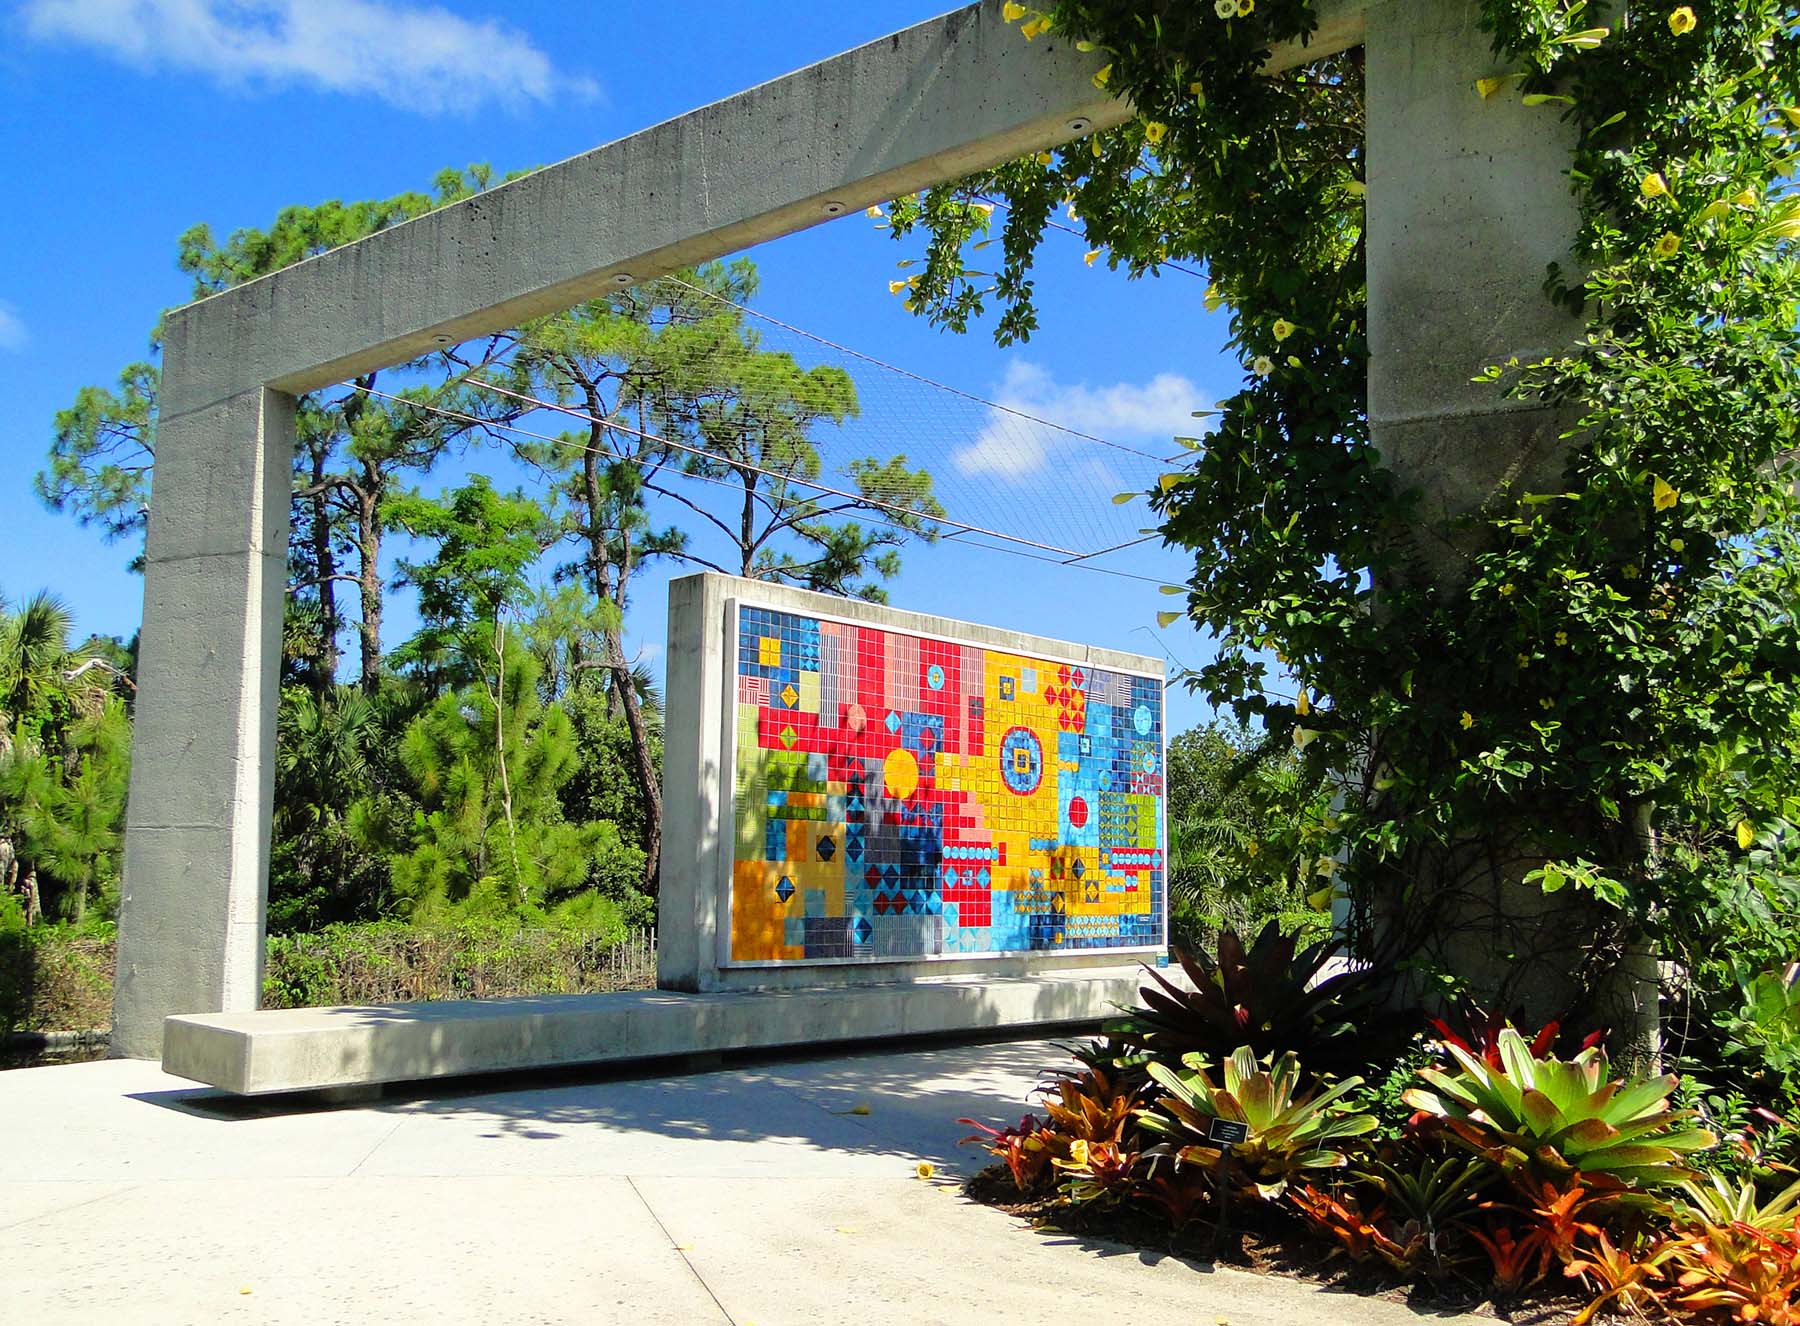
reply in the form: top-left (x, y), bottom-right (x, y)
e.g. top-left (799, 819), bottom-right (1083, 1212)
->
top-left (0, 589), bottom-right (130, 923)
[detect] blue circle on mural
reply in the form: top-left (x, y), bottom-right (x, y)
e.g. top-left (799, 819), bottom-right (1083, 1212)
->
top-left (999, 726), bottom-right (1044, 796)
top-left (1133, 703), bottom-right (1153, 736)
top-left (1140, 747), bottom-right (1159, 774)
top-left (926, 663), bottom-right (946, 691)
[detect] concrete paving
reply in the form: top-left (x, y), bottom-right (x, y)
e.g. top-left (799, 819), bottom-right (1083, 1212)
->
top-left (1, 1036), bottom-right (1490, 1325)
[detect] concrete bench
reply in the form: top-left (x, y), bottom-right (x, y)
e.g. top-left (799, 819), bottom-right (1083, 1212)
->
top-left (161, 964), bottom-right (1157, 1095)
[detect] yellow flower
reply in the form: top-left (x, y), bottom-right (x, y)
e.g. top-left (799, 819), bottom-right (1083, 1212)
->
top-left (1092, 136), bottom-right (1105, 158)
top-left (1555, 630), bottom-right (1569, 646)
top-left (1143, 121), bottom-right (1168, 146)
top-left (1092, 64), bottom-right (1112, 89)
top-left (1517, 654), bottom-right (1533, 670)
top-left (1640, 171), bottom-right (1670, 200)
top-left (1020, 15), bottom-right (1050, 40)
top-left (888, 279), bottom-right (909, 295)
top-left (1460, 711), bottom-right (1475, 730)
top-left (1252, 355), bottom-right (1275, 377)
top-left (1214, 0), bottom-right (1237, 16)
top-left (1668, 6), bottom-right (1697, 36)
top-left (1498, 582), bottom-right (1516, 598)
top-left (1237, 0), bottom-right (1255, 14)
top-left (1002, 1), bottom-right (1027, 20)
top-left (1273, 318), bottom-right (1296, 342)
top-left (1540, 697), bottom-right (1555, 711)
top-left (1670, 537), bottom-right (1685, 553)
top-left (1652, 475), bottom-right (1679, 510)
top-left (1295, 688), bottom-right (1311, 717)
top-left (1036, 151), bottom-right (1054, 166)
top-left (1246, 840), bottom-right (1261, 857)
top-left (865, 205), bottom-right (884, 219)
top-left (1732, 187), bottom-right (1760, 209)
top-left (915, 1161), bottom-right (936, 1180)
top-left (1068, 1138), bottom-right (1090, 1166)
top-left (1623, 564), bottom-right (1641, 580)
top-left (1654, 231), bottom-right (1682, 260)
top-left (1084, 249), bottom-right (1101, 266)
top-left (972, 202), bottom-right (995, 216)
top-left (1189, 81), bottom-right (1205, 96)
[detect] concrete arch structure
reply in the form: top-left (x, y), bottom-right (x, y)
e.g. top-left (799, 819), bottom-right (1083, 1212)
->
top-left (114, 0), bottom-right (1579, 1059)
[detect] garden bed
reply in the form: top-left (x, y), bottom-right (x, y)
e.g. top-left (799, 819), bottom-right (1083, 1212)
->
top-left (951, 925), bottom-right (1800, 1326)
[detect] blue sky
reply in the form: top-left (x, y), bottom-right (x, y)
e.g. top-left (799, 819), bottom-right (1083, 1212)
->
top-left (0, 0), bottom-right (1248, 732)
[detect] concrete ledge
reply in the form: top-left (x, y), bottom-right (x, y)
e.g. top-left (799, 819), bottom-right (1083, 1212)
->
top-left (161, 965), bottom-right (1159, 1095)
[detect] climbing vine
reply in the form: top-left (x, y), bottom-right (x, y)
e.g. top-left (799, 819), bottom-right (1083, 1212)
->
top-left (887, 1), bottom-right (1800, 1019)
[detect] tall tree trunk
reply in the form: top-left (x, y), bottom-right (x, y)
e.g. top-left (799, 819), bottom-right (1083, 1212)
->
top-left (579, 433), bottom-right (662, 891)
top-left (491, 614), bottom-right (524, 905)
top-left (740, 468), bottom-right (757, 576)
top-left (307, 444), bottom-right (340, 690)
top-left (355, 474), bottom-right (383, 694)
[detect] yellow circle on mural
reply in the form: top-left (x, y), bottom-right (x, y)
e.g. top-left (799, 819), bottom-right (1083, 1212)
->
top-left (883, 748), bottom-right (919, 801)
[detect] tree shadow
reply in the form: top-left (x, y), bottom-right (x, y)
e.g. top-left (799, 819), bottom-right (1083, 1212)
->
top-left (132, 1028), bottom-right (1090, 1171)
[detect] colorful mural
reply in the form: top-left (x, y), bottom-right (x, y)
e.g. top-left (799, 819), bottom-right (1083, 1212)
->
top-left (728, 603), bottom-right (1166, 964)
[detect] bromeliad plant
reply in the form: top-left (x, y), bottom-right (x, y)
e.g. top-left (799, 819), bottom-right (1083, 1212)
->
top-left (1114, 921), bottom-right (1398, 1078)
top-left (1663, 1215), bottom-right (1800, 1325)
top-left (1405, 1028), bottom-right (1716, 1188)
top-left (1138, 1045), bottom-right (1377, 1198)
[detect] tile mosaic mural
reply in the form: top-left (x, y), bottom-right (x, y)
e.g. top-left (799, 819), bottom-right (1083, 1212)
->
top-left (728, 603), bottom-right (1166, 964)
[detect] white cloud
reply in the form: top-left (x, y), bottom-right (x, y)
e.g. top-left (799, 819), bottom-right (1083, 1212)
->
top-left (0, 303), bottom-right (26, 352)
top-left (955, 361), bottom-right (1211, 478)
top-left (20, 0), bottom-right (599, 115)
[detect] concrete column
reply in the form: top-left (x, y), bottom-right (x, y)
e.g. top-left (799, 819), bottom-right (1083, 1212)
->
top-left (658, 574), bottom-right (732, 992)
top-left (1364, 1), bottom-right (1655, 1032)
top-left (1366, 0), bottom-right (1583, 568)
top-left (111, 362), bottom-right (295, 1058)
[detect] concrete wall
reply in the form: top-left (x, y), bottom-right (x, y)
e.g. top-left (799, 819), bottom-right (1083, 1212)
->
top-left (113, 0), bottom-right (1365, 1056)
top-left (659, 573), bottom-right (1166, 993)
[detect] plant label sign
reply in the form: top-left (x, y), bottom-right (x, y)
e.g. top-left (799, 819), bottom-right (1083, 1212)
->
top-left (1207, 1118), bottom-right (1250, 1147)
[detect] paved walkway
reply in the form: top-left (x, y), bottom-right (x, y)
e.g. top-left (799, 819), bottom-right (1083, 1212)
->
top-left (1, 1037), bottom-right (1489, 1325)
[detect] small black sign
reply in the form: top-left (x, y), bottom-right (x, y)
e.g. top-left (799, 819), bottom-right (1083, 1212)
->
top-left (1207, 1118), bottom-right (1250, 1146)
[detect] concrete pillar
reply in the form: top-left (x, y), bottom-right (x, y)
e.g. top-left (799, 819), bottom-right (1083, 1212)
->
top-left (110, 359), bottom-right (295, 1058)
top-left (658, 573), bottom-right (731, 991)
top-left (1366, 0), bottom-right (1583, 566)
top-left (1365, 0), bottom-right (1653, 1032)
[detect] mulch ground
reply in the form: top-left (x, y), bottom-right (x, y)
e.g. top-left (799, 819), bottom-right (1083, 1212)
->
top-left (964, 1164), bottom-right (1596, 1325)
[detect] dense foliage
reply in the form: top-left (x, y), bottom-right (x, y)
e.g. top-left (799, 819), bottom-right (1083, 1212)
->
top-left (892, 0), bottom-right (1800, 1085)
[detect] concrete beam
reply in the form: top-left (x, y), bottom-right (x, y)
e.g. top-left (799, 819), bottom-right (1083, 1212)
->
top-left (159, 0), bottom-right (1366, 406)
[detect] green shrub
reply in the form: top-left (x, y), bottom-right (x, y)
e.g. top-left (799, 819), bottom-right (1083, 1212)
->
top-left (259, 920), bottom-right (656, 1008)
top-left (0, 923), bottom-right (115, 1035)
